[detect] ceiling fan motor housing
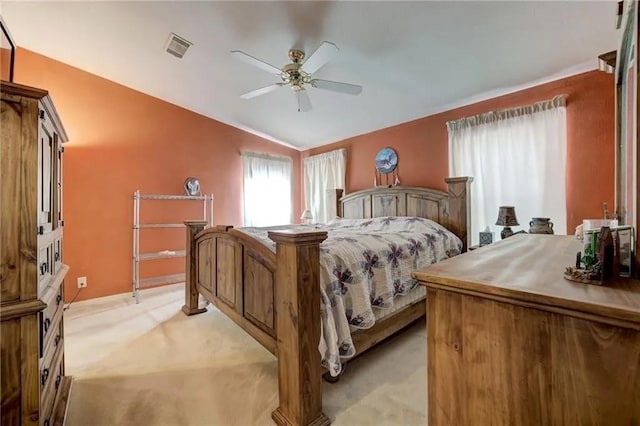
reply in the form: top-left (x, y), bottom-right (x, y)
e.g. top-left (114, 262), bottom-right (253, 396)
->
top-left (288, 49), bottom-right (305, 63)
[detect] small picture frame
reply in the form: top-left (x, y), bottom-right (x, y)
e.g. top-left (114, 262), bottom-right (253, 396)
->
top-left (0, 16), bottom-right (16, 82)
top-left (617, 226), bottom-right (633, 277)
top-left (183, 177), bottom-right (201, 196)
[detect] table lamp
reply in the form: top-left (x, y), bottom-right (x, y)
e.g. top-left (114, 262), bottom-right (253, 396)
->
top-left (495, 206), bottom-right (519, 239)
top-left (301, 209), bottom-right (313, 224)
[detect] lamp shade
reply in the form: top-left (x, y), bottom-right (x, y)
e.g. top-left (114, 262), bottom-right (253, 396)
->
top-left (301, 210), bottom-right (313, 221)
top-left (495, 206), bottom-right (519, 226)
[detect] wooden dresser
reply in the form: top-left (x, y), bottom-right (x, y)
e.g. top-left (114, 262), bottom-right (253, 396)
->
top-left (1, 81), bottom-right (71, 426)
top-left (414, 234), bottom-right (640, 426)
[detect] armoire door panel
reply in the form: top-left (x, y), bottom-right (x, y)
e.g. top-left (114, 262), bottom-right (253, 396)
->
top-left (38, 116), bottom-right (54, 233)
top-left (54, 139), bottom-right (63, 229)
top-left (0, 97), bottom-right (23, 303)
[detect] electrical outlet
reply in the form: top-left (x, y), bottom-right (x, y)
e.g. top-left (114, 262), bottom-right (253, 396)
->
top-left (77, 276), bottom-right (87, 288)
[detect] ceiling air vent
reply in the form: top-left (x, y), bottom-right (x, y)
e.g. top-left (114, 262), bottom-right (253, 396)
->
top-left (165, 33), bottom-right (192, 58)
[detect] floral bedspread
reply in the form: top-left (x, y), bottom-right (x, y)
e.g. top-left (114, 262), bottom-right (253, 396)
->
top-left (237, 216), bottom-right (462, 376)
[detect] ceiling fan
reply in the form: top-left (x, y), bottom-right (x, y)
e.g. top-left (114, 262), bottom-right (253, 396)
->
top-left (231, 41), bottom-right (362, 112)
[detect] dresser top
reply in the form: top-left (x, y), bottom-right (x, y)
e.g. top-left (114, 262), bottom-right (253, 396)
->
top-left (414, 234), bottom-right (640, 325)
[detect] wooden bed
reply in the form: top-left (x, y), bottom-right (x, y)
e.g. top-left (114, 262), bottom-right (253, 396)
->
top-left (182, 177), bottom-right (472, 426)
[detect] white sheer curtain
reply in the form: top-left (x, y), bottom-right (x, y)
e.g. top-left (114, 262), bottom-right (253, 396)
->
top-left (304, 149), bottom-right (347, 223)
top-left (448, 96), bottom-right (567, 245)
top-left (242, 152), bottom-right (292, 226)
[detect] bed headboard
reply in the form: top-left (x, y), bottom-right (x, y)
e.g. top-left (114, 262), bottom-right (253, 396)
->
top-left (334, 177), bottom-right (473, 251)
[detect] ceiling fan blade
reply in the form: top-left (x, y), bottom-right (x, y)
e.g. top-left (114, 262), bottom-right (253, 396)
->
top-left (311, 79), bottom-right (362, 95)
top-left (230, 50), bottom-right (282, 75)
top-left (240, 83), bottom-right (285, 99)
top-left (296, 89), bottom-right (312, 112)
top-left (300, 41), bottom-right (339, 74)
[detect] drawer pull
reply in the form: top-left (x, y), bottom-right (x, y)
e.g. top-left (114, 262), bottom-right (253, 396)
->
top-left (54, 334), bottom-right (61, 346)
top-left (54, 252), bottom-right (60, 261)
top-left (55, 375), bottom-right (62, 390)
top-left (44, 318), bottom-right (51, 332)
top-left (41, 368), bottom-right (49, 386)
top-left (57, 294), bottom-right (62, 305)
top-left (40, 262), bottom-right (48, 276)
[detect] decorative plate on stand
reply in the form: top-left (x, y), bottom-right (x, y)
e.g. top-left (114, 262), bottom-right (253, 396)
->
top-left (184, 177), bottom-right (201, 196)
top-left (374, 147), bottom-right (400, 187)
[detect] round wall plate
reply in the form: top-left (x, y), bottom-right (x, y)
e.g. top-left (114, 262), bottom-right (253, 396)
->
top-left (375, 147), bottom-right (398, 174)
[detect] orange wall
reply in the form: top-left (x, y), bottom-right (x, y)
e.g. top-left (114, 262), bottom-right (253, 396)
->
top-left (14, 48), bottom-right (301, 302)
top-left (1, 47), bottom-right (11, 81)
top-left (304, 71), bottom-right (615, 234)
top-left (12, 46), bottom-right (614, 301)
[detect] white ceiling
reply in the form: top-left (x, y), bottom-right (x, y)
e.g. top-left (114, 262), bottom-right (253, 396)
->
top-left (2, 1), bottom-right (620, 150)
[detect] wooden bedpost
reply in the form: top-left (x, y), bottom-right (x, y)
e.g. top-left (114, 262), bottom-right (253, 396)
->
top-left (334, 189), bottom-right (344, 218)
top-left (445, 177), bottom-right (473, 252)
top-left (268, 230), bottom-right (330, 426)
top-left (182, 220), bottom-right (208, 316)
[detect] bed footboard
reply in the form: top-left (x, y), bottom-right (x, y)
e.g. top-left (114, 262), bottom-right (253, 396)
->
top-left (183, 221), bottom-right (282, 353)
top-left (184, 222), bottom-right (330, 425)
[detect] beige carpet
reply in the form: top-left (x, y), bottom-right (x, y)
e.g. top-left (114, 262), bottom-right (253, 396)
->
top-left (63, 284), bottom-right (426, 426)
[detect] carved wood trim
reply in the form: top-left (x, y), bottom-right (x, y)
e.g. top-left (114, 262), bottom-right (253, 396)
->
top-left (599, 50), bottom-right (617, 69)
top-left (0, 299), bottom-right (47, 321)
top-left (0, 81), bottom-right (48, 100)
top-left (340, 185), bottom-right (448, 205)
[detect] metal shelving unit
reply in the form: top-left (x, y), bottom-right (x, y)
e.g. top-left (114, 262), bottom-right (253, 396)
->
top-left (132, 191), bottom-right (213, 303)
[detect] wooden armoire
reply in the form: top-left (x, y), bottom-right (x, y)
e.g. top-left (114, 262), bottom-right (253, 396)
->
top-left (1, 81), bottom-right (71, 425)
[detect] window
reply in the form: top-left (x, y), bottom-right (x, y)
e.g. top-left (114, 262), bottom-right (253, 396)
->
top-left (242, 152), bottom-right (292, 226)
top-left (304, 148), bottom-right (347, 224)
top-left (448, 96), bottom-right (567, 244)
